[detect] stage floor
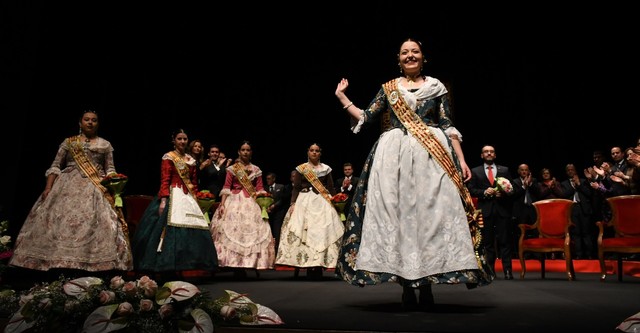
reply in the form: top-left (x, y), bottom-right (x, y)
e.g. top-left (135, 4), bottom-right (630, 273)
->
top-left (202, 264), bottom-right (640, 333)
top-left (3, 261), bottom-right (639, 333)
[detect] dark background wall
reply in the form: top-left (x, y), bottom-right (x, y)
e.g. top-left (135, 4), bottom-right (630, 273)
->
top-left (1, 2), bottom-right (637, 236)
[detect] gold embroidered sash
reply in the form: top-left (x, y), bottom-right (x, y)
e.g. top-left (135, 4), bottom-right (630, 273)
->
top-left (167, 151), bottom-right (197, 199)
top-left (67, 135), bottom-right (130, 238)
top-left (382, 80), bottom-right (481, 225)
top-left (67, 135), bottom-right (112, 202)
top-left (297, 163), bottom-right (333, 204)
top-left (232, 162), bottom-right (257, 198)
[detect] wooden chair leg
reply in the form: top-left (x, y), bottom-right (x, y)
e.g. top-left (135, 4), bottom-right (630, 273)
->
top-left (564, 248), bottom-right (575, 281)
top-left (540, 257), bottom-right (546, 279)
top-left (598, 250), bottom-right (607, 282)
top-left (293, 267), bottom-right (300, 278)
top-left (519, 253), bottom-right (526, 279)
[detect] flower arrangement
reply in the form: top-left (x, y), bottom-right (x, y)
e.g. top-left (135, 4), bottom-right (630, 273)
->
top-left (101, 173), bottom-right (128, 184)
top-left (331, 193), bottom-right (348, 203)
top-left (195, 190), bottom-right (215, 201)
top-left (255, 192), bottom-right (274, 220)
top-left (196, 190), bottom-right (216, 223)
top-left (0, 220), bottom-right (12, 278)
top-left (101, 173), bottom-right (129, 207)
top-left (331, 193), bottom-right (349, 222)
top-left (494, 177), bottom-right (513, 194)
top-left (0, 274), bottom-right (283, 333)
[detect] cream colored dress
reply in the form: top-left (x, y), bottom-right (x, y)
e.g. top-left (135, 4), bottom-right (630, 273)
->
top-left (276, 163), bottom-right (345, 268)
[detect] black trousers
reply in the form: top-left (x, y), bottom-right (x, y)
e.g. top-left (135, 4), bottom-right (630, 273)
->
top-left (482, 214), bottom-right (513, 273)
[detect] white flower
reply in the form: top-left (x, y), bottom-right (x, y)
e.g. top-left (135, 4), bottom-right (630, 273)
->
top-left (0, 235), bottom-right (10, 246)
top-left (494, 177), bottom-right (513, 194)
top-left (137, 275), bottom-right (158, 297)
top-left (116, 302), bottom-right (134, 316)
top-left (98, 290), bottom-right (115, 304)
top-left (109, 275), bottom-right (125, 289)
top-left (139, 299), bottom-right (154, 312)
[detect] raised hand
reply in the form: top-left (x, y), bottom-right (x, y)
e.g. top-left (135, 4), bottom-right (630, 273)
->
top-left (335, 78), bottom-right (349, 97)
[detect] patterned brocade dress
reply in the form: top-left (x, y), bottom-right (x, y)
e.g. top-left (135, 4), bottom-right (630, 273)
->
top-left (210, 163), bottom-right (275, 270)
top-left (10, 137), bottom-right (133, 271)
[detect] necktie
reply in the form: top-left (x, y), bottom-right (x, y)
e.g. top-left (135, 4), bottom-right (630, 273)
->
top-left (524, 189), bottom-right (532, 205)
top-left (487, 166), bottom-right (494, 186)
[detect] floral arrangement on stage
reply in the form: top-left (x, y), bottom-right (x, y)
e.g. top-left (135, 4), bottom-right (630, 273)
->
top-left (0, 220), bottom-right (12, 279)
top-left (255, 192), bottom-right (274, 220)
top-left (196, 190), bottom-right (215, 201)
top-left (331, 193), bottom-right (349, 222)
top-left (196, 190), bottom-right (216, 223)
top-left (494, 177), bottom-right (513, 194)
top-left (0, 274), bottom-right (283, 333)
top-left (101, 173), bottom-right (129, 207)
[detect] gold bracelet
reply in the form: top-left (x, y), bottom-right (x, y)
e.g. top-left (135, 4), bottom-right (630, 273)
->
top-left (343, 102), bottom-right (353, 110)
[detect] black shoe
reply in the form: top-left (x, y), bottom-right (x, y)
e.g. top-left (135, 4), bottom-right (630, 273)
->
top-left (233, 269), bottom-right (248, 280)
top-left (504, 270), bottom-right (514, 280)
top-left (306, 267), bottom-right (323, 281)
top-left (401, 287), bottom-right (418, 309)
top-left (418, 285), bottom-right (434, 308)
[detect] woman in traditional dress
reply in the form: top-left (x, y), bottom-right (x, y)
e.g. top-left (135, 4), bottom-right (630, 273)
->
top-left (334, 38), bottom-right (493, 308)
top-left (131, 129), bottom-right (217, 280)
top-left (275, 143), bottom-right (344, 280)
top-left (10, 110), bottom-right (133, 276)
top-left (210, 141), bottom-right (275, 278)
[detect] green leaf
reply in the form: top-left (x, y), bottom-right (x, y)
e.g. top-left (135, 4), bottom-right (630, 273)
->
top-left (4, 304), bottom-right (36, 333)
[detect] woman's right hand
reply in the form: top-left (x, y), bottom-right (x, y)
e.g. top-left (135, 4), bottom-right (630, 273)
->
top-left (159, 198), bottom-right (167, 215)
top-left (216, 205), bottom-right (225, 219)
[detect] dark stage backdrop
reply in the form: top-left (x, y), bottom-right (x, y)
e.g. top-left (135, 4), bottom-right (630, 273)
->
top-left (1, 2), bottom-right (637, 236)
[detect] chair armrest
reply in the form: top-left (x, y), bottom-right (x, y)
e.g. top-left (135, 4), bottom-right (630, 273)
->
top-left (595, 221), bottom-right (610, 237)
top-left (518, 223), bottom-right (536, 232)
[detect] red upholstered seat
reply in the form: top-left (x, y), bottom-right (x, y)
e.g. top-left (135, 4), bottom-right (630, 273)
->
top-left (596, 195), bottom-right (640, 282)
top-left (518, 198), bottom-right (576, 281)
top-left (123, 194), bottom-right (154, 237)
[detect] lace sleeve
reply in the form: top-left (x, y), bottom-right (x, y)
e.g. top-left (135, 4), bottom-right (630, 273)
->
top-left (44, 141), bottom-right (68, 177)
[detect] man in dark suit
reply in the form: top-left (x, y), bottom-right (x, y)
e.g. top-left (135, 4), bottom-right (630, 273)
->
top-left (560, 163), bottom-right (594, 259)
top-left (266, 172), bottom-right (290, 251)
top-left (199, 144), bottom-right (228, 199)
top-left (511, 163), bottom-right (539, 257)
top-left (467, 145), bottom-right (515, 280)
top-left (334, 162), bottom-right (359, 212)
